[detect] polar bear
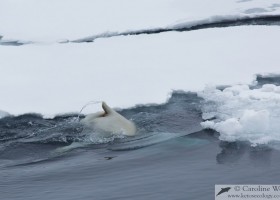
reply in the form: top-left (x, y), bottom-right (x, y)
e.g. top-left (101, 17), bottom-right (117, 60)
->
top-left (81, 102), bottom-right (136, 136)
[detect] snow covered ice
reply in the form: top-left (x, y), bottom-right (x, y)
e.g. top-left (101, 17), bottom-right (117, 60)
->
top-left (1, 26), bottom-right (280, 116)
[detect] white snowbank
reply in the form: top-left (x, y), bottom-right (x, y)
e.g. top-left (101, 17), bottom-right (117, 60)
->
top-left (1, 26), bottom-right (280, 116)
top-left (0, 0), bottom-right (280, 42)
top-left (200, 84), bottom-right (280, 145)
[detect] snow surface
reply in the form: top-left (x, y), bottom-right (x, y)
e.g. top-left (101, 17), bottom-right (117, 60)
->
top-left (1, 0), bottom-right (280, 42)
top-left (1, 26), bottom-right (280, 117)
top-left (200, 84), bottom-right (280, 145)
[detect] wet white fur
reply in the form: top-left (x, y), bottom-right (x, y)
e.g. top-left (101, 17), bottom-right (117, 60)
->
top-left (81, 102), bottom-right (136, 136)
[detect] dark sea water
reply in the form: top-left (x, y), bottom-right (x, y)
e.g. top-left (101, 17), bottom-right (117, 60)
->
top-left (1, 75), bottom-right (280, 200)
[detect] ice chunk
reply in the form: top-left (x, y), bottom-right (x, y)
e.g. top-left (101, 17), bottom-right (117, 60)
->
top-left (200, 84), bottom-right (280, 145)
top-left (0, 110), bottom-right (10, 119)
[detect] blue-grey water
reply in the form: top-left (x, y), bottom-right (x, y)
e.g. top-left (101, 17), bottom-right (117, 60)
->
top-left (1, 75), bottom-right (280, 200)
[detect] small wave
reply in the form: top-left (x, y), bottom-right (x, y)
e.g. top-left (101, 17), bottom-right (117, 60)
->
top-left (109, 132), bottom-right (184, 151)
